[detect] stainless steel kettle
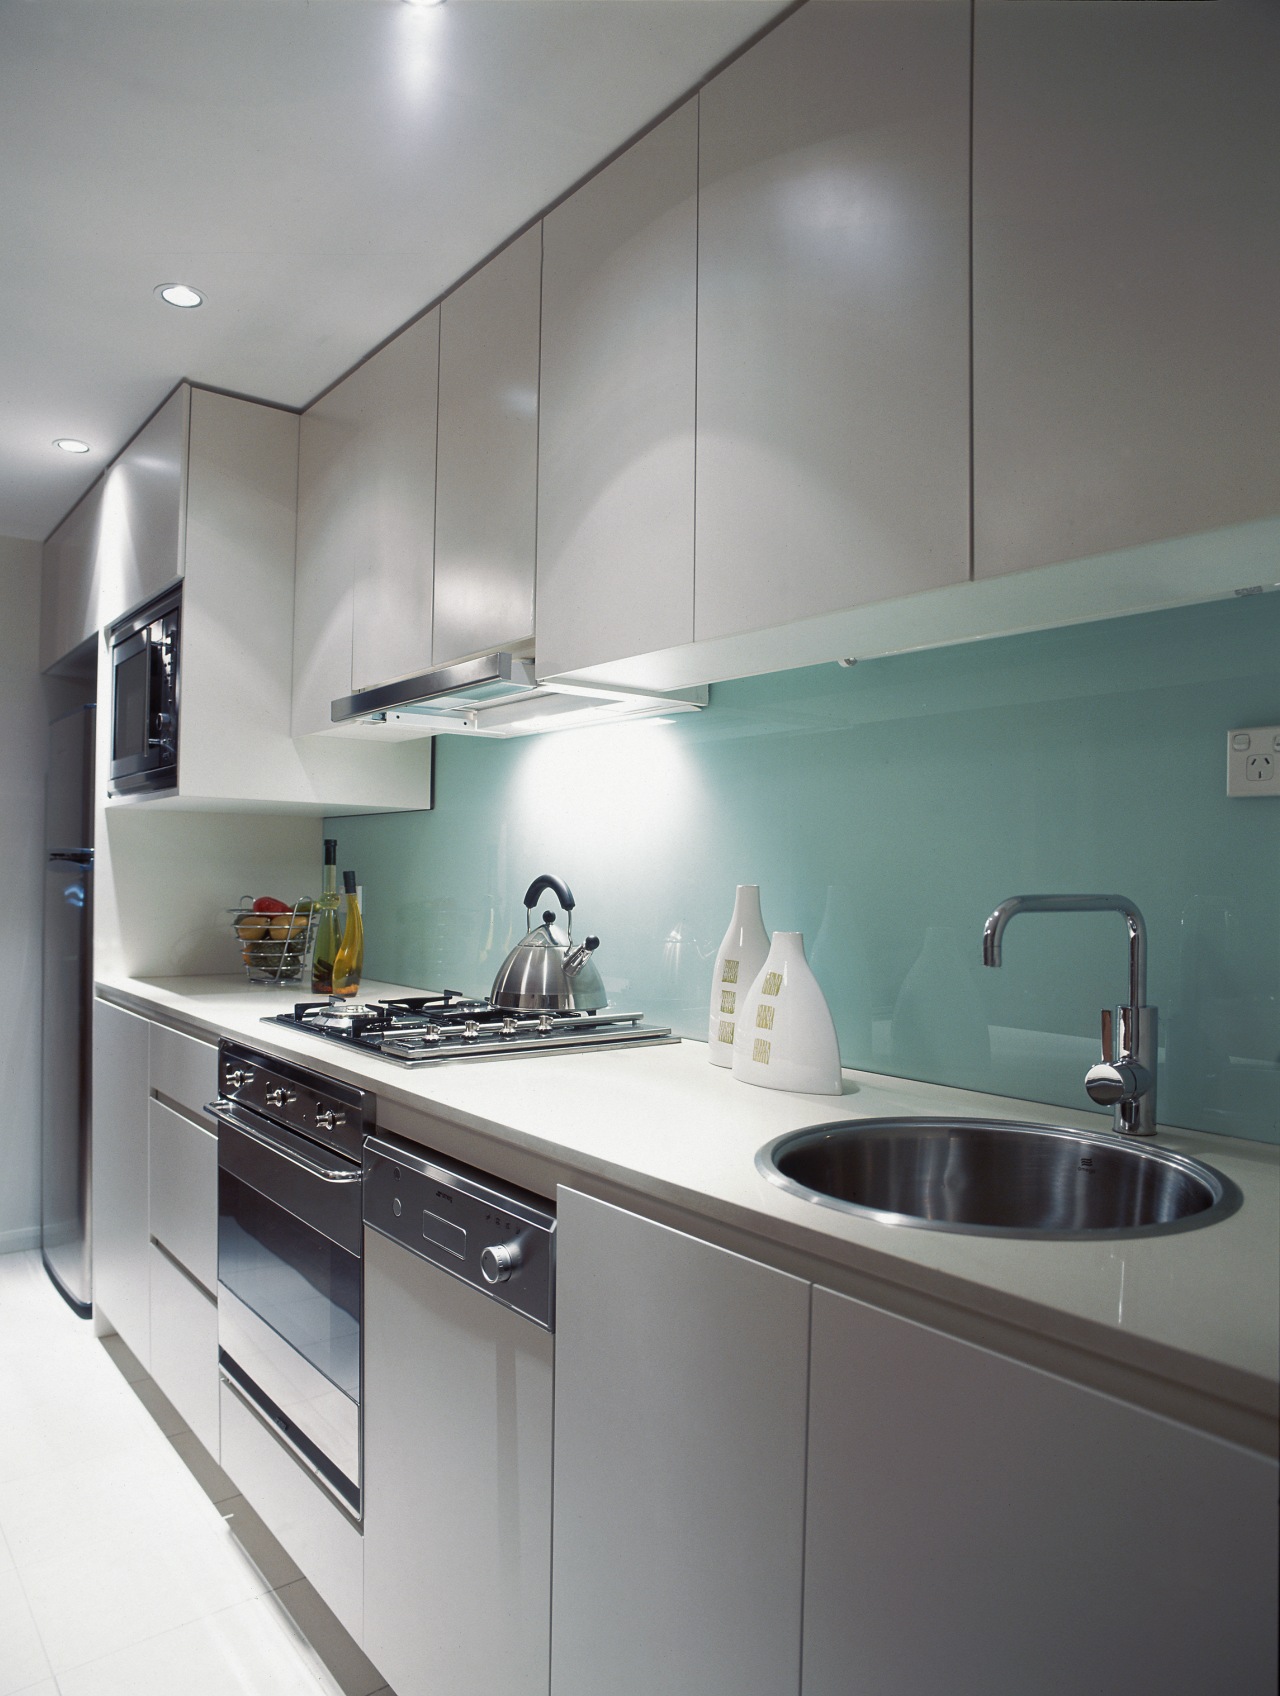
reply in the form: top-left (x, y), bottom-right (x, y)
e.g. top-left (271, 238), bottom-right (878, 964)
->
top-left (490, 875), bottom-right (607, 1012)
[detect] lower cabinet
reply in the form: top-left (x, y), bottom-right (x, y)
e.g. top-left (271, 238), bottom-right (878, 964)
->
top-left (220, 1376), bottom-right (364, 1644)
top-left (362, 1224), bottom-right (554, 1696)
top-left (803, 1285), bottom-right (1280, 1696)
top-left (146, 1092), bottom-right (219, 1455)
top-left (148, 1243), bottom-right (218, 1455)
top-left (548, 1188), bottom-right (810, 1696)
top-left (91, 999), bottom-right (151, 1368)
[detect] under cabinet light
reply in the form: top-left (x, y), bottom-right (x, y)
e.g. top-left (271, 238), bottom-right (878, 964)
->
top-left (53, 438), bottom-right (90, 453)
top-left (156, 283), bottom-right (204, 308)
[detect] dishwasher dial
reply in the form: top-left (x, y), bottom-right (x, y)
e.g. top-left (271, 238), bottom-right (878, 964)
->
top-left (480, 1241), bottom-right (523, 1285)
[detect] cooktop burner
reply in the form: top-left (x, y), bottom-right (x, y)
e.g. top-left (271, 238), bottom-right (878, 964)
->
top-left (266, 993), bottom-right (676, 1065)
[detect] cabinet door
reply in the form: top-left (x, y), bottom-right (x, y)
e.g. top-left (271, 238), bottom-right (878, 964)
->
top-left (350, 313), bottom-right (439, 692)
top-left (696, 0), bottom-right (971, 642)
top-left (91, 1000), bottom-right (151, 1367)
top-left (536, 101), bottom-right (697, 680)
top-left (364, 1227), bottom-right (553, 1696)
top-left (96, 387), bottom-right (187, 627)
top-left (149, 1243), bottom-right (218, 1456)
top-left (148, 1097), bottom-right (216, 1294)
top-left (550, 1189), bottom-right (809, 1696)
top-left (973, 1), bottom-right (1280, 578)
top-left (803, 1286), bottom-right (1280, 1696)
top-left (40, 479), bottom-right (103, 671)
top-left (293, 312), bottom-right (439, 730)
top-left (433, 226), bottom-right (541, 665)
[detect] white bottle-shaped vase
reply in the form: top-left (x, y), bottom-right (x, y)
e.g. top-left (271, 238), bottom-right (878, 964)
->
top-left (732, 931), bottom-right (842, 1096)
top-left (708, 885), bottom-right (770, 1067)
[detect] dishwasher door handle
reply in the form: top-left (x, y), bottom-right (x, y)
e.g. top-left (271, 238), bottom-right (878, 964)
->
top-left (206, 1099), bottom-right (363, 1183)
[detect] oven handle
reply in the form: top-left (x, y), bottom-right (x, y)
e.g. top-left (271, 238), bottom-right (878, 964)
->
top-left (205, 1098), bottom-right (363, 1184)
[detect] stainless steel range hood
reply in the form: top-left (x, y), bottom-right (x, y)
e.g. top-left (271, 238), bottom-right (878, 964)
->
top-left (331, 652), bottom-right (705, 738)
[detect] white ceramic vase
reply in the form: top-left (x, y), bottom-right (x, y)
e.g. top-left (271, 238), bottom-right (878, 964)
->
top-left (731, 931), bottom-right (842, 1095)
top-left (707, 885), bottom-right (770, 1067)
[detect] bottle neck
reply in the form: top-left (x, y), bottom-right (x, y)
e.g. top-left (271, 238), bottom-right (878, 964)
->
top-left (321, 864), bottom-right (337, 897)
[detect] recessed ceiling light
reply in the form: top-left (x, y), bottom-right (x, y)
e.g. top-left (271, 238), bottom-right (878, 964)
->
top-left (53, 438), bottom-right (91, 454)
top-left (401, 0), bottom-right (445, 8)
top-left (156, 283), bottom-right (204, 309)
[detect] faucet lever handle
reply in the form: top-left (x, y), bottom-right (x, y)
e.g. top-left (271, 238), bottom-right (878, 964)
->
top-left (1100, 1007), bottom-right (1114, 1063)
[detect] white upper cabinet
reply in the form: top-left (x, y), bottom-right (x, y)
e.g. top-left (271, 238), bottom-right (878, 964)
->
top-left (433, 226), bottom-right (541, 666)
top-left (695, 0), bottom-right (972, 643)
top-left (41, 478), bottom-right (103, 671)
top-left (536, 100), bottom-right (698, 681)
top-left (349, 313), bottom-right (440, 693)
top-left (97, 388), bottom-right (188, 629)
top-left (294, 312), bottom-right (440, 728)
top-left (973, 1), bottom-right (1280, 578)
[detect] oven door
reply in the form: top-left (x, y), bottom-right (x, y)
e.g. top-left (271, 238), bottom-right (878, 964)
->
top-left (211, 1099), bottom-right (363, 1513)
top-left (109, 598), bottom-right (179, 794)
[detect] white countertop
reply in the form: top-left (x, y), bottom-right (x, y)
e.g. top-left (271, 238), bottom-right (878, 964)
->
top-left (98, 972), bottom-right (1280, 1454)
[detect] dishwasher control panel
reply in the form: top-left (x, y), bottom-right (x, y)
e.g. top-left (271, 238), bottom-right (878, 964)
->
top-left (364, 1135), bottom-right (556, 1331)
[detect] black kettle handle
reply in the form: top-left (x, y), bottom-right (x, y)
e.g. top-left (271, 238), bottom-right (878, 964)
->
top-left (523, 873), bottom-right (575, 914)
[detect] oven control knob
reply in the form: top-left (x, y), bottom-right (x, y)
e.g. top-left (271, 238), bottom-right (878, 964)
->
top-left (265, 1086), bottom-right (296, 1109)
top-left (226, 1068), bottom-right (254, 1089)
top-left (480, 1241), bottom-right (522, 1286)
top-left (314, 1108), bottom-right (345, 1133)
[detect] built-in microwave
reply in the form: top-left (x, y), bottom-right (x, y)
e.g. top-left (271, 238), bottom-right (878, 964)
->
top-left (107, 585), bottom-right (181, 796)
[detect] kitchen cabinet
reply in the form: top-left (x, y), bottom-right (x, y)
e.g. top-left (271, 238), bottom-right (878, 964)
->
top-left (89, 383), bottom-right (431, 812)
top-left (148, 1096), bottom-right (216, 1296)
top-left (292, 310), bottom-right (439, 730)
top-left (549, 1188), bottom-right (809, 1696)
top-left (694, 0), bottom-right (971, 643)
top-left (972, 0), bottom-right (1280, 578)
top-left (96, 387), bottom-right (187, 630)
top-left (40, 479), bottom-right (103, 672)
top-left (148, 1243), bottom-right (218, 1456)
top-left (802, 1285), bottom-right (1279, 1696)
top-left (90, 997), bottom-right (151, 1368)
top-left (536, 101), bottom-right (698, 682)
top-left (219, 1373), bottom-right (364, 1643)
top-left (363, 1219), bottom-right (553, 1696)
top-left (433, 225), bottom-right (541, 666)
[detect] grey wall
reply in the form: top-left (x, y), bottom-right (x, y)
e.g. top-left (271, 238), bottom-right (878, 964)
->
top-left (0, 535), bottom-right (51, 1251)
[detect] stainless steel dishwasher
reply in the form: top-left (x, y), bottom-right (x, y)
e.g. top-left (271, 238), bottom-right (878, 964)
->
top-left (362, 1133), bottom-right (555, 1696)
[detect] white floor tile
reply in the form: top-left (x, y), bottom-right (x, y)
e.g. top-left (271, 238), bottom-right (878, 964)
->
top-left (20, 1515), bottom-right (280, 1674)
top-left (54, 1595), bottom-right (331, 1696)
top-left (0, 1568), bottom-right (53, 1696)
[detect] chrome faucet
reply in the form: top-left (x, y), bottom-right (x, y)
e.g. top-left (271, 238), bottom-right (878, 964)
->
top-left (982, 894), bottom-right (1158, 1137)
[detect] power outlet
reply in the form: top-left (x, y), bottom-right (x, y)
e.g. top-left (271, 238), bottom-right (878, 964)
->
top-left (1226, 725), bottom-right (1280, 797)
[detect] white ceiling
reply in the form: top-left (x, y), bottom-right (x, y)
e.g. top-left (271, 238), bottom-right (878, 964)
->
top-left (0, 0), bottom-right (787, 542)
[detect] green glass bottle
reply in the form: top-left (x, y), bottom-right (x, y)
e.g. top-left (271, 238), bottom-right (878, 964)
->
top-left (331, 871), bottom-right (364, 999)
top-left (311, 838), bottom-right (340, 994)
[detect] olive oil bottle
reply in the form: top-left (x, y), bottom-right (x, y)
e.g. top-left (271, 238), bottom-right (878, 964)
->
top-left (310, 839), bottom-right (341, 994)
top-left (331, 871), bottom-right (364, 999)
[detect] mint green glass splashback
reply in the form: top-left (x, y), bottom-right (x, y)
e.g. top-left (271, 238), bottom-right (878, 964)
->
top-left (329, 595), bottom-right (1280, 1143)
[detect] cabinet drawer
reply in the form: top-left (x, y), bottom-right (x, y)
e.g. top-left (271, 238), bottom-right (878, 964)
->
top-left (149, 1023), bottom-right (218, 1122)
top-left (148, 1096), bottom-right (217, 1292)
top-left (220, 1376), bottom-right (364, 1643)
top-left (149, 1244), bottom-right (219, 1457)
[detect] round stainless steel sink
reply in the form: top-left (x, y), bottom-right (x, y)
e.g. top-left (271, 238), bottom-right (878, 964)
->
top-left (757, 1117), bottom-right (1241, 1238)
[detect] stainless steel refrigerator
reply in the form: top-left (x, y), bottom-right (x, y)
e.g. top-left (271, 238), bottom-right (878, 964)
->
top-left (42, 705), bottom-right (95, 1316)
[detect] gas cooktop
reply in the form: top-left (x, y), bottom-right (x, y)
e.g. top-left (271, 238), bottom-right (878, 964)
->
top-left (266, 992), bottom-right (676, 1065)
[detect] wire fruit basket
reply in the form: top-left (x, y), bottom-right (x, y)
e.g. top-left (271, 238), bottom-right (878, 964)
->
top-left (230, 899), bottom-right (318, 984)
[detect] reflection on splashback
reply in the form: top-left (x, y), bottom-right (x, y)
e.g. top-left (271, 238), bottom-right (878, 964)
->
top-left (328, 595), bottom-right (1279, 1144)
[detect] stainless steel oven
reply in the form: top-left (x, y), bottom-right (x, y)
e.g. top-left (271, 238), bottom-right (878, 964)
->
top-left (207, 1041), bottom-right (373, 1516)
top-left (108, 584), bottom-right (181, 796)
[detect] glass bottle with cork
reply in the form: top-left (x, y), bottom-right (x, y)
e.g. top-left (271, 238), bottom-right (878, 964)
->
top-left (331, 871), bottom-right (364, 998)
top-left (310, 839), bottom-right (341, 994)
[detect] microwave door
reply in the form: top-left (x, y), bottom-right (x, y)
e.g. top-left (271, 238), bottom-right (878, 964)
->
top-left (111, 628), bottom-right (154, 781)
